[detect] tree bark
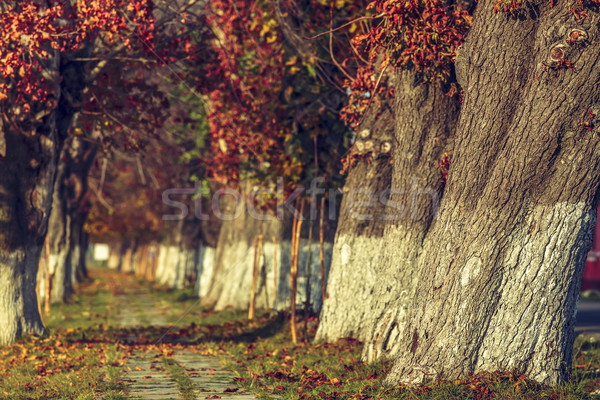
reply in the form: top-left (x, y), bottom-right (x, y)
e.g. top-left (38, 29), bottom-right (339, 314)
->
top-left (48, 155), bottom-right (73, 304)
top-left (202, 182), bottom-right (336, 312)
top-left (316, 70), bottom-right (458, 353)
top-left (386, 2), bottom-right (600, 385)
top-left (362, 70), bottom-right (459, 361)
top-left (70, 213), bottom-right (89, 283)
top-left (0, 127), bottom-right (50, 336)
top-left (315, 94), bottom-right (395, 343)
top-left (202, 184), bottom-right (284, 310)
top-left (67, 137), bottom-right (97, 283)
top-left (315, 151), bottom-right (393, 342)
top-left (0, 49), bottom-right (87, 342)
top-left (154, 217), bottom-right (199, 289)
top-left (39, 138), bottom-right (94, 304)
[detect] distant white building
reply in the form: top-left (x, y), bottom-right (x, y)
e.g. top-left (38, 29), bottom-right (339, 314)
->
top-left (93, 244), bottom-right (110, 262)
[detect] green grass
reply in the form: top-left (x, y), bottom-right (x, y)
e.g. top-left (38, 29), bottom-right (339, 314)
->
top-left (0, 336), bottom-right (129, 400)
top-left (161, 358), bottom-right (197, 400)
top-left (1, 267), bottom-right (599, 399)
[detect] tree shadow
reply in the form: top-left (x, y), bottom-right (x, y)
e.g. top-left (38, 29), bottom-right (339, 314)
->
top-left (59, 310), bottom-right (290, 347)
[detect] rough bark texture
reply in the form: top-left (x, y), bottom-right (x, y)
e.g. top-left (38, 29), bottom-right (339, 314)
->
top-left (201, 187), bottom-right (284, 310)
top-left (386, 2), bottom-right (600, 385)
top-left (202, 184), bottom-right (334, 312)
top-left (362, 70), bottom-right (459, 361)
top-left (0, 51), bottom-right (86, 343)
top-left (315, 122), bottom-right (394, 341)
top-left (316, 70), bottom-right (458, 350)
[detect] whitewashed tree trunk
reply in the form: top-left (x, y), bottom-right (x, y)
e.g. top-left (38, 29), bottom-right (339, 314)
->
top-left (195, 245), bottom-right (216, 299)
top-left (316, 158), bottom-right (391, 342)
top-left (121, 241), bottom-right (137, 274)
top-left (385, 1), bottom-right (600, 385)
top-left (361, 71), bottom-right (459, 361)
top-left (0, 50), bottom-right (87, 343)
top-left (155, 244), bottom-right (169, 284)
top-left (154, 218), bottom-right (200, 289)
top-left (317, 71), bottom-right (458, 354)
top-left (0, 245), bottom-right (47, 344)
top-left (48, 158), bottom-right (73, 304)
top-left (107, 243), bottom-right (123, 270)
top-left (315, 84), bottom-right (396, 343)
top-left (202, 184), bottom-right (334, 312)
top-left (315, 158), bottom-right (392, 342)
top-left (204, 196), bottom-right (283, 310)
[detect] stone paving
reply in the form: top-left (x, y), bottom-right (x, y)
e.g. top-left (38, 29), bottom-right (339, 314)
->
top-left (116, 290), bottom-right (258, 399)
top-left (124, 353), bottom-right (181, 400)
top-left (121, 350), bottom-right (259, 400)
top-left (173, 350), bottom-right (259, 400)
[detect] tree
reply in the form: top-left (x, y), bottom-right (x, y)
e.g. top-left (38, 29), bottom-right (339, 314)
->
top-left (196, 0), bottom-right (360, 311)
top-left (46, 136), bottom-right (97, 305)
top-left (319, 0), bottom-right (599, 385)
top-left (0, 0), bottom-right (198, 343)
top-left (315, 92), bottom-right (396, 343)
top-left (0, 1), bottom-right (102, 343)
top-left (32, 0), bottom-right (211, 305)
top-left (382, 0), bottom-right (600, 385)
top-left (316, 69), bottom-right (459, 362)
top-left (317, 0), bottom-right (467, 360)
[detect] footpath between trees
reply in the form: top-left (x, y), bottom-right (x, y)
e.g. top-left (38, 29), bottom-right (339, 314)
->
top-left (0, 268), bottom-right (598, 400)
top-left (112, 280), bottom-right (258, 399)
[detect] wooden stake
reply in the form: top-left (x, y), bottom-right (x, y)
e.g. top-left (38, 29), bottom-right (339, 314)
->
top-left (319, 197), bottom-right (327, 301)
top-left (44, 239), bottom-right (51, 315)
top-left (290, 203), bottom-right (298, 343)
top-left (150, 244), bottom-right (158, 280)
top-left (303, 212), bottom-right (314, 342)
top-left (249, 234), bottom-right (262, 321)
top-left (272, 235), bottom-right (278, 309)
top-left (290, 198), bottom-right (304, 345)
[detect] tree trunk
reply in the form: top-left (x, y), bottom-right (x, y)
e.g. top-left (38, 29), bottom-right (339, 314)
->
top-left (315, 153), bottom-right (393, 342)
top-left (203, 185), bottom-right (335, 312)
top-left (0, 50), bottom-right (86, 342)
top-left (315, 93), bottom-right (396, 343)
top-left (121, 240), bottom-right (137, 274)
top-left (386, 2), bottom-right (600, 385)
top-left (195, 244), bottom-right (216, 299)
top-left (67, 137), bottom-right (97, 283)
top-left (316, 70), bottom-right (458, 354)
top-left (0, 129), bottom-right (52, 333)
top-left (70, 215), bottom-right (88, 282)
top-left (155, 217), bottom-right (199, 289)
top-left (180, 218), bottom-right (202, 289)
top-left (48, 139), bottom-right (95, 303)
top-left (202, 184), bottom-right (283, 310)
top-left (107, 242), bottom-right (122, 270)
top-left (361, 70), bottom-right (459, 361)
top-left (49, 157), bottom-right (73, 304)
